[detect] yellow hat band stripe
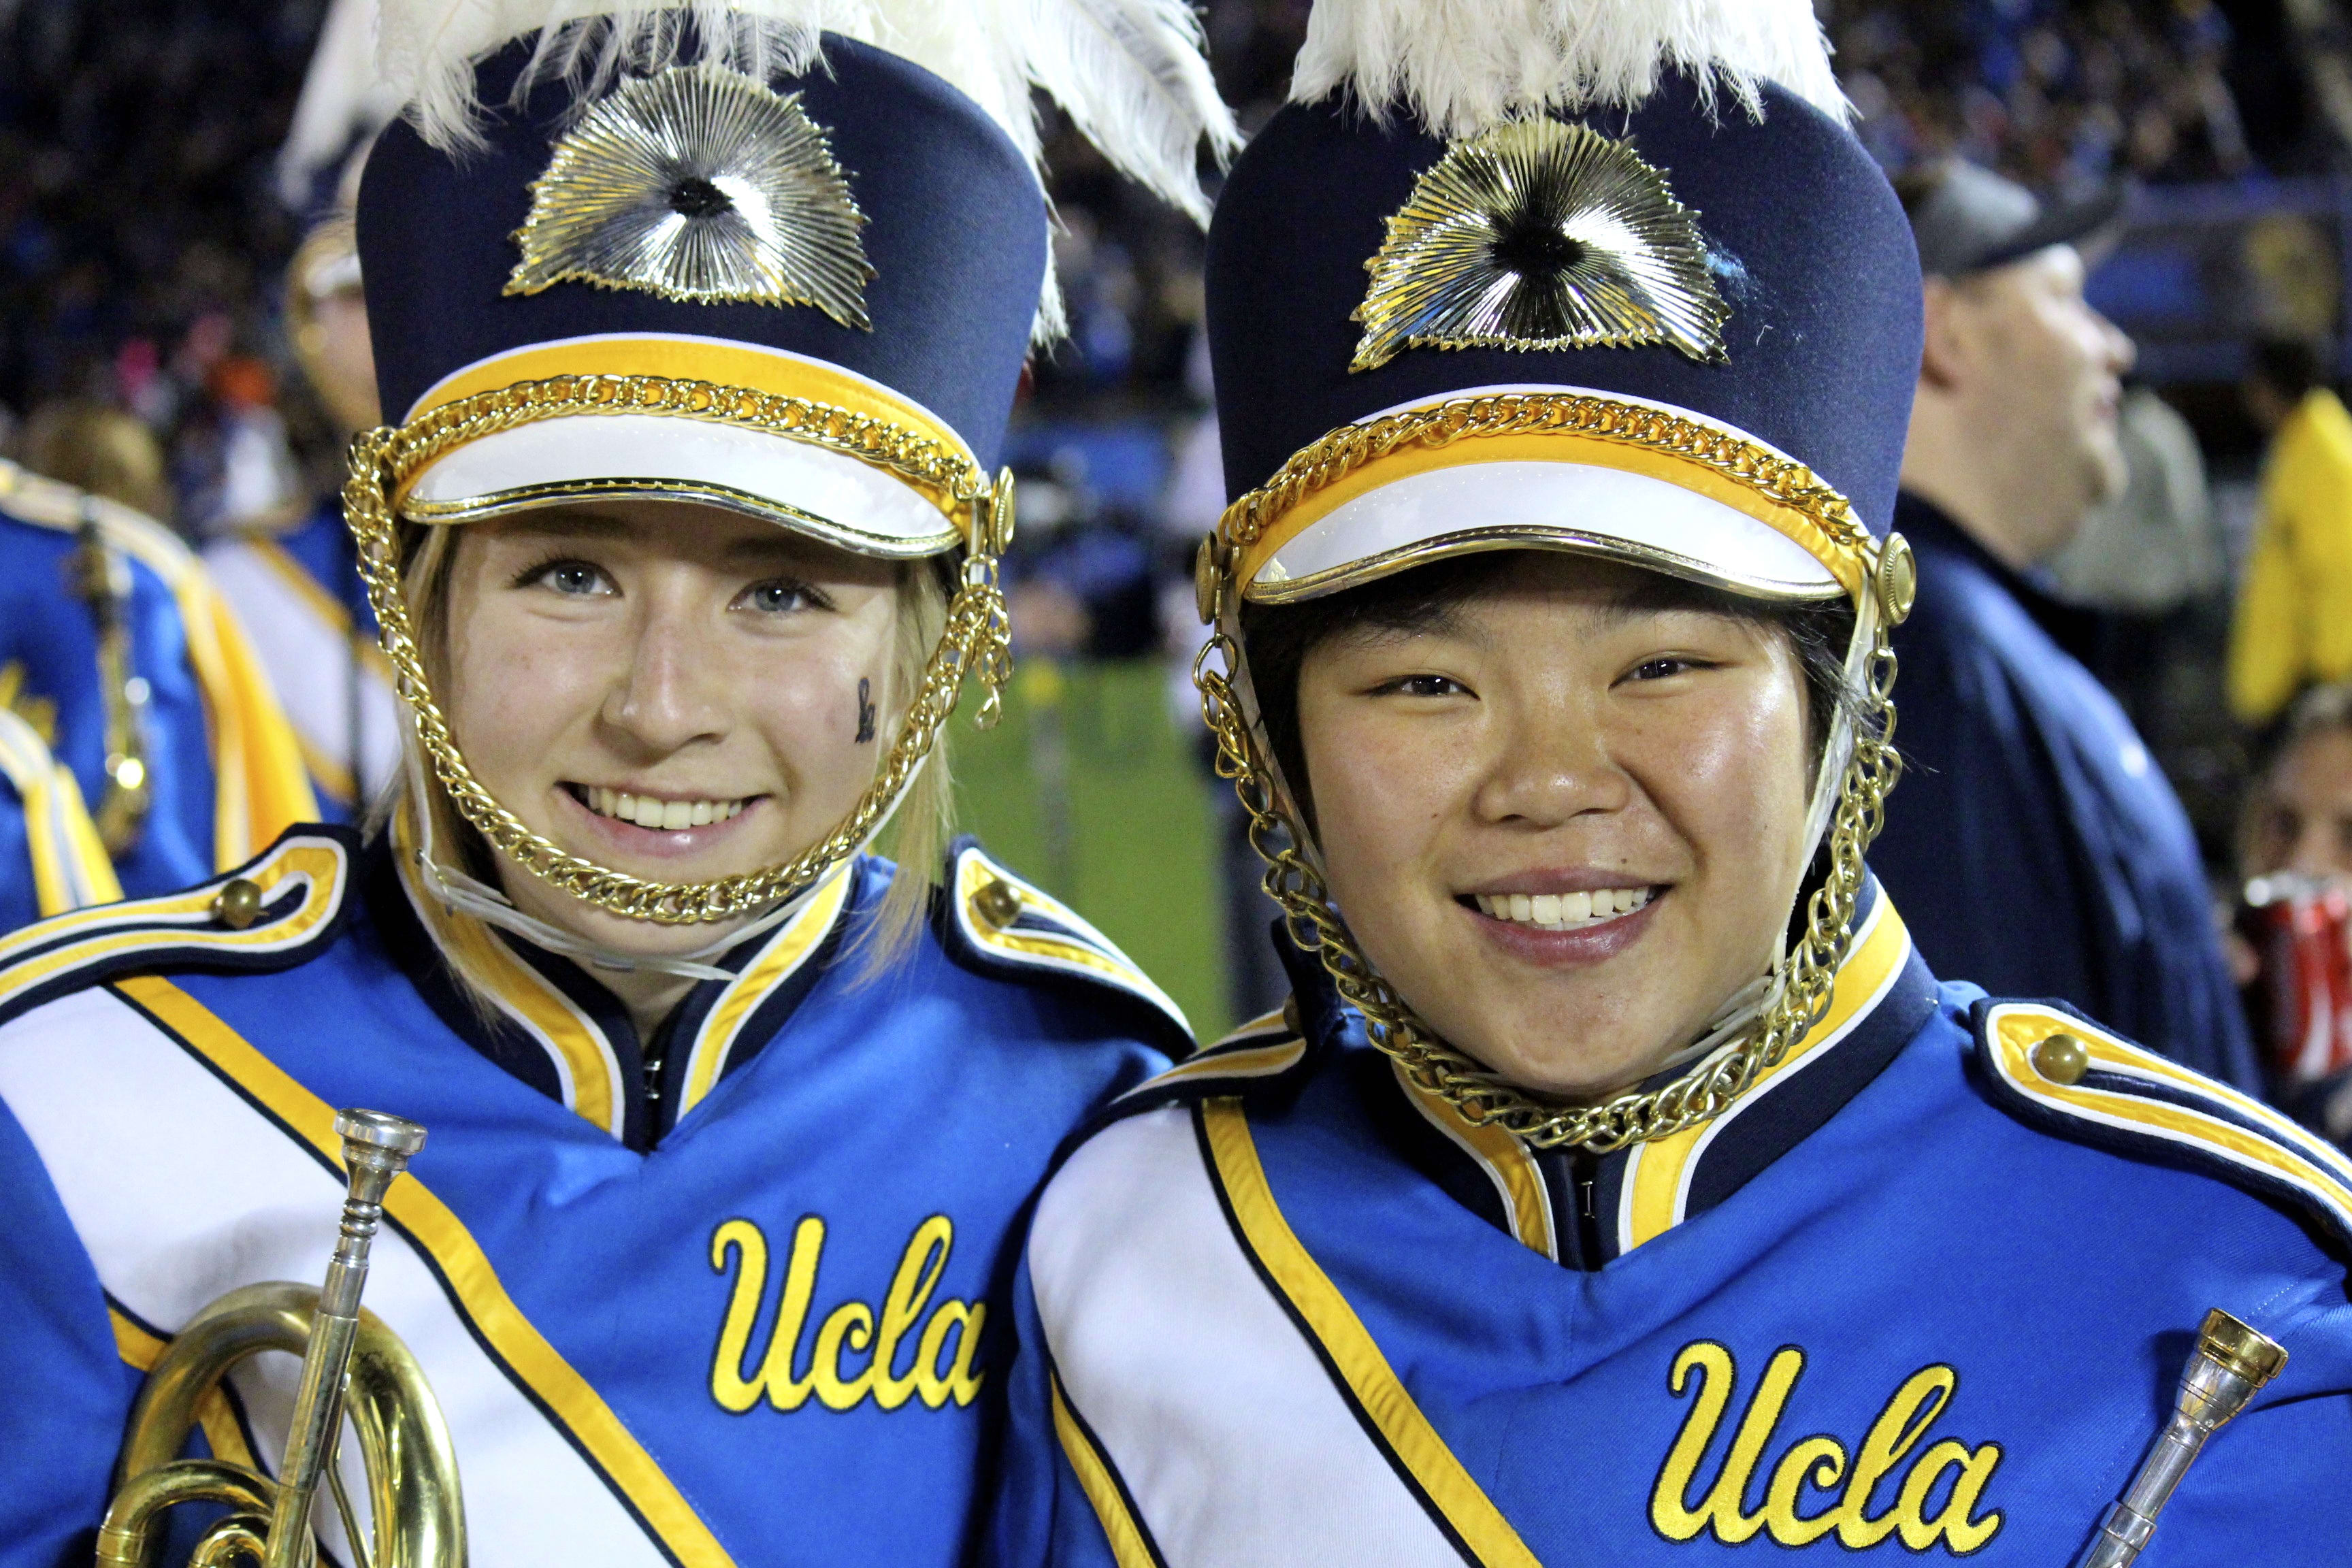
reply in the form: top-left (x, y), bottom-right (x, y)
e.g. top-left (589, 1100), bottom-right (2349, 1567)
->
top-left (397, 336), bottom-right (975, 520)
top-left (1220, 393), bottom-right (1872, 602)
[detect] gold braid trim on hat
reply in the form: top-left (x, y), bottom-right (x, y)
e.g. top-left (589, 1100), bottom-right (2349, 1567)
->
top-left (344, 372), bottom-right (1015, 925)
top-left (1213, 390), bottom-right (1874, 602)
top-left (1195, 393), bottom-right (1914, 1154)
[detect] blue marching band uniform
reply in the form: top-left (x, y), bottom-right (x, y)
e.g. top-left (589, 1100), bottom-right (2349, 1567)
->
top-left (983, 3), bottom-right (2352, 1565)
top-left (4, 3), bottom-right (2351, 1567)
top-left (0, 461), bottom-right (318, 930)
top-left (0, 1), bottom-right (1233, 1563)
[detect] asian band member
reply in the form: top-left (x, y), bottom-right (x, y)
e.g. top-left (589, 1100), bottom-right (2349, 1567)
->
top-left (987, 3), bottom-right (2352, 1565)
top-left (0, 2), bottom-right (1233, 1565)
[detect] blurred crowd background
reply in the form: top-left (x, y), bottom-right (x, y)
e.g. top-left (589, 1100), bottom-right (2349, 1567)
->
top-left (5, 0), bottom-right (2352, 1047)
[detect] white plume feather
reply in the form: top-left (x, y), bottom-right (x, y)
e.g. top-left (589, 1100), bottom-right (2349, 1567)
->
top-left (1290, 0), bottom-right (1848, 139)
top-left (376, 0), bottom-right (1236, 216)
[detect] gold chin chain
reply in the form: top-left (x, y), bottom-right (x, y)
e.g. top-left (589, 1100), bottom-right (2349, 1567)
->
top-left (1194, 565), bottom-right (1908, 1156)
top-left (342, 372), bottom-right (1015, 925)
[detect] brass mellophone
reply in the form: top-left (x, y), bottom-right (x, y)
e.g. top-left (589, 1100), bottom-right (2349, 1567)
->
top-left (2076, 1307), bottom-right (2288, 1567)
top-left (97, 1109), bottom-right (467, 1568)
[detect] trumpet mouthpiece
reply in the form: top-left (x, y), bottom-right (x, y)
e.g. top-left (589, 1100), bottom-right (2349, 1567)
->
top-left (2077, 1307), bottom-right (2288, 1567)
top-left (2195, 1309), bottom-right (2288, 1392)
top-left (336, 1108), bottom-right (427, 1161)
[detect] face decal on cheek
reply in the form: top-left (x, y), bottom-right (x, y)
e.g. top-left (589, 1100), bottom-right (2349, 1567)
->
top-left (855, 676), bottom-right (877, 744)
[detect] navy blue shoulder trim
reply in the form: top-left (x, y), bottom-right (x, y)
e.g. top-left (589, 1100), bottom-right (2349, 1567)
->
top-left (933, 836), bottom-right (1193, 1054)
top-left (0, 826), bottom-right (358, 1028)
top-left (1972, 996), bottom-right (2352, 1259)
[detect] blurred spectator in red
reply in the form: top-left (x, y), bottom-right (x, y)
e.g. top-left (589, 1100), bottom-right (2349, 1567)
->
top-left (2227, 338), bottom-right (2352, 727)
top-left (2235, 684), bottom-right (2352, 1137)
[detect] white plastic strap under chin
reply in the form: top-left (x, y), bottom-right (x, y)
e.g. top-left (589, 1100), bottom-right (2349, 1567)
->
top-left (398, 742), bottom-right (914, 983)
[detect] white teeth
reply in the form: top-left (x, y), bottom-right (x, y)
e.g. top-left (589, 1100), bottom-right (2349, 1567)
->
top-left (1474, 885), bottom-right (1653, 929)
top-left (578, 787), bottom-right (749, 830)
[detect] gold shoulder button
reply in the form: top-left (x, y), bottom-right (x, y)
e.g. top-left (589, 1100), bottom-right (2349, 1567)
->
top-left (211, 877), bottom-right (264, 930)
top-left (2031, 1031), bottom-right (2089, 1085)
top-left (972, 877), bottom-right (1022, 931)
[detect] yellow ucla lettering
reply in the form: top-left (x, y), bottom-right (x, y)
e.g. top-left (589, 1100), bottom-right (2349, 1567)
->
top-left (1649, 1342), bottom-right (2004, 1554)
top-left (1894, 1437), bottom-right (2005, 1552)
top-left (706, 1213), bottom-right (985, 1416)
top-left (1831, 1365), bottom-right (1954, 1547)
top-left (708, 1216), bottom-right (822, 1413)
top-left (872, 1214), bottom-right (953, 1411)
top-left (1759, 1436), bottom-right (1846, 1546)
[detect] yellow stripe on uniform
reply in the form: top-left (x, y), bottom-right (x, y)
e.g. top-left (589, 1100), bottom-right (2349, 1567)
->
top-left (677, 868), bottom-right (853, 1118)
top-left (0, 463), bottom-right (319, 867)
top-left (1051, 1371), bottom-right (1166, 1568)
top-left (1200, 1097), bottom-right (1541, 1568)
top-left (1392, 1062), bottom-right (1556, 1261)
top-left (954, 848), bottom-right (1191, 1037)
top-left (391, 808), bottom-right (623, 1140)
top-left (1618, 897), bottom-right (1911, 1252)
top-left (0, 837), bottom-right (345, 1010)
top-left (110, 1305), bottom-right (258, 1471)
top-left (1117, 1036), bottom-right (1305, 1102)
top-left (114, 975), bottom-right (740, 1568)
top-left (0, 707), bottom-right (120, 917)
top-left (241, 535), bottom-right (394, 683)
top-left (1983, 1001), bottom-right (2352, 1241)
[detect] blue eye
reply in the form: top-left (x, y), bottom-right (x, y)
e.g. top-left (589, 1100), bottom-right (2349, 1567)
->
top-left (515, 558), bottom-right (614, 596)
top-left (740, 580), bottom-right (821, 615)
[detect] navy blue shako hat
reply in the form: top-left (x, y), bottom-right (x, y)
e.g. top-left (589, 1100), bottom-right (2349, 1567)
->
top-left (1201, 7), bottom-right (1923, 612)
top-left (354, 1), bottom-right (1236, 561)
top-left (340, 1), bottom-right (1235, 928)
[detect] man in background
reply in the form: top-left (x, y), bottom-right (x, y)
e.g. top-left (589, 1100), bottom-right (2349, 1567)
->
top-left (2228, 338), bottom-right (2352, 727)
top-left (1873, 159), bottom-right (2261, 1090)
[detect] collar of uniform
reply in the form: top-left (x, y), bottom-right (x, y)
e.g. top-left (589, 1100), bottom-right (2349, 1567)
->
top-left (1364, 877), bottom-right (1941, 1270)
top-left (1894, 489), bottom-right (2091, 653)
top-left (361, 832), bottom-right (860, 1151)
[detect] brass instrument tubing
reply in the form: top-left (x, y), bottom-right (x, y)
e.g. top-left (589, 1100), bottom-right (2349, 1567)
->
top-left (261, 1111), bottom-right (426, 1568)
top-left (71, 508), bottom-right (152, 855)
top-left (2076, 1309), bottom-right (2286, 1567)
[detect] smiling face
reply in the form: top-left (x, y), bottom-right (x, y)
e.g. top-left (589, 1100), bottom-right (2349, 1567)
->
top-left (438, 500), bottom-right (904, 959)
top-left (1286, 553), bottom-right (1819, 1099)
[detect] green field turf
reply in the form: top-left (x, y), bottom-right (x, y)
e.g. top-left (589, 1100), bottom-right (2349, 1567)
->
top-left (945, 657), bottom-right (1232, 1043)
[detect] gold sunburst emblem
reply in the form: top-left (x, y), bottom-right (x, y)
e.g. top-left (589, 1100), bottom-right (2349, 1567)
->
top-left (506, 63), bottom-right (875, 328)
top-left (1351, 119), bottom-right (1730, 373)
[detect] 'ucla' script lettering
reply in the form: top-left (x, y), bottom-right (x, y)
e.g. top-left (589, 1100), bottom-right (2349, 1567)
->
top-left (708, 1214), bottom-right (985, 1414)
top-left (1650, 1341), bottom-right (2004, 1553)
